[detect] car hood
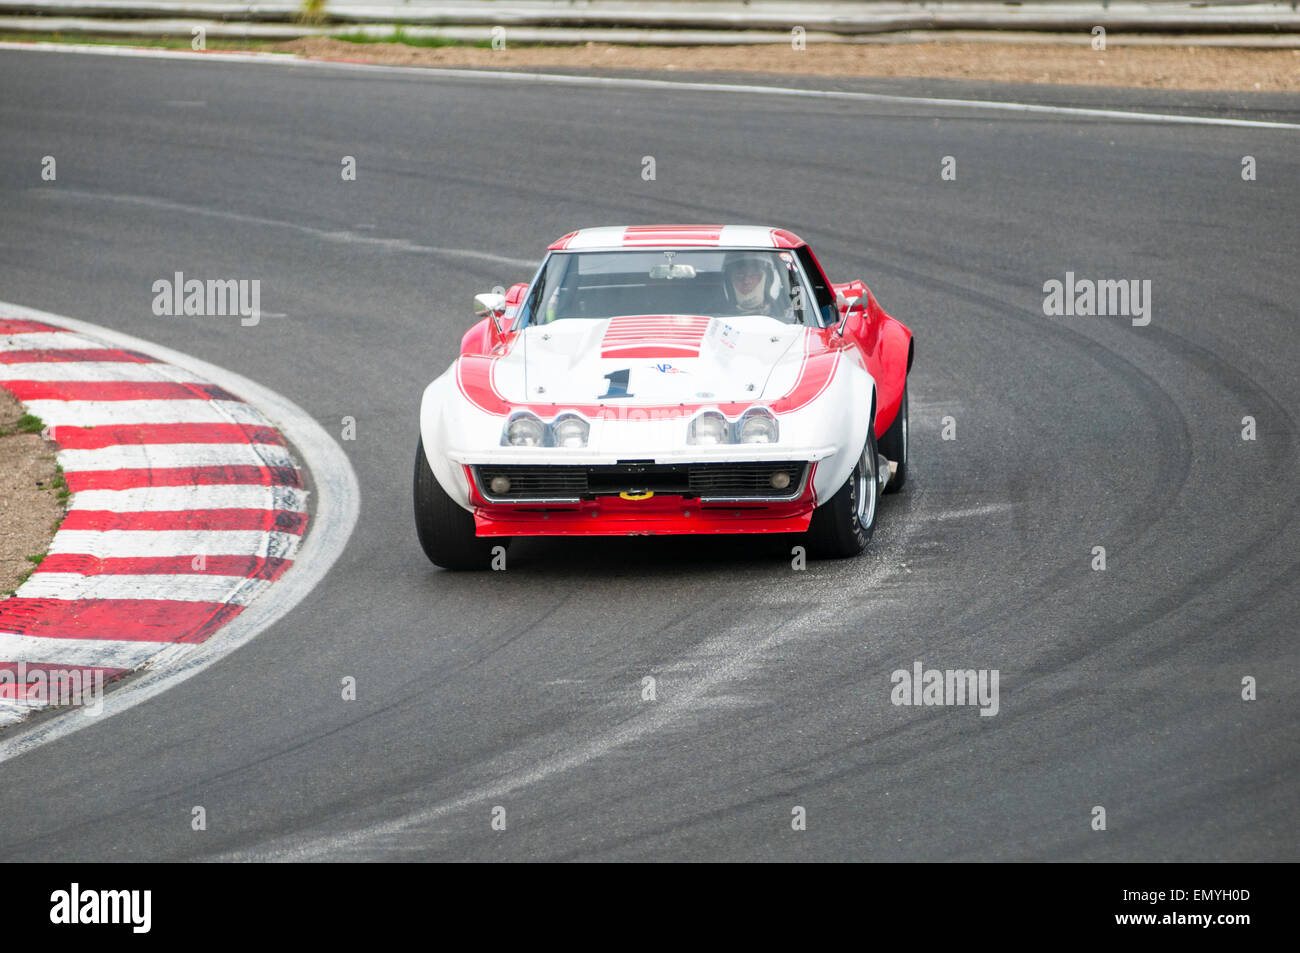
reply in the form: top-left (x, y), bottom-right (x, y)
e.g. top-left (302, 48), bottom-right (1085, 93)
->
top-left (505, 315), bottom-right (805, 405)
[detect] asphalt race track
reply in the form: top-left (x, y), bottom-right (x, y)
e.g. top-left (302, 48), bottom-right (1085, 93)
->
top-left (1, 49), bottom-right (1296, 861)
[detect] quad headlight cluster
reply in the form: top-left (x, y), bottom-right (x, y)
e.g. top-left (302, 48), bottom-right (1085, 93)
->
top-left (502, 407), bottom-right (779, 448)
top-left (688, 408), bottom-right (779, 446)
top-left (502, 412), bottom-right (591, 448)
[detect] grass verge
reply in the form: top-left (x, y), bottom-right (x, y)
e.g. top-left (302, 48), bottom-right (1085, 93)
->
top-left (331, 28), bottom-right (492, 49)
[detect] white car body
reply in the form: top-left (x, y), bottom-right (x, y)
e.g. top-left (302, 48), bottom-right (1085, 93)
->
top-left (416, 225), bottom-right (907, 543)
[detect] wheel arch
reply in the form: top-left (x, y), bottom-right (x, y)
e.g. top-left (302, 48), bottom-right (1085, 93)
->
top-left (872, 314), bottom-right (913, 438)
top-left (419, 369), bottom-right (477, 512)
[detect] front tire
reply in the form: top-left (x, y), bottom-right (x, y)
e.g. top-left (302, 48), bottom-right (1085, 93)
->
top-left (413, 437), bottom-right (507, 570)
top-left (805, 426), bottom-right (879, 559)
top-left (878, 377), bottom-right (908, 494)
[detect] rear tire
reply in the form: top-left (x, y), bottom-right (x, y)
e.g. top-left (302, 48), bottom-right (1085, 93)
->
top-left (413, 437), bottom-right (507, 570)
top-left (878, 377), bottom-right (909, 494)
top-left (805, 426), bottom-right (879, 559)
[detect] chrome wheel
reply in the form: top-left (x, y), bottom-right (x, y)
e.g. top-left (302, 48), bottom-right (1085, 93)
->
top-left (854, 444), bottom-right (877, 529)
top-left (901, 398), bottom-right (908, 461)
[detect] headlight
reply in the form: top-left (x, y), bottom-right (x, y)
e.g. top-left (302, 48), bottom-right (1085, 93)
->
top-left (738, 409), bottom-right (778, 444)
top-left (552, 414), bottom-right (589, 449)
top-left (503, 413), bottom-right (545, 447)
top-left (689, 411), bottom-right (729, 446)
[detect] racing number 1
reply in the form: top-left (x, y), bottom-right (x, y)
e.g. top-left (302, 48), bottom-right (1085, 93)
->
top-left (599, 368), bottom-right (634, 399)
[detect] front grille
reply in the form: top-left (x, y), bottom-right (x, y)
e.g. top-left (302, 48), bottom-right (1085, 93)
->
top-left (477, 466), bottom-right (587, 500)
top-left (688, 463), bottom-right (804, 497)
top-left (475, 462), bottom-right (807, 502)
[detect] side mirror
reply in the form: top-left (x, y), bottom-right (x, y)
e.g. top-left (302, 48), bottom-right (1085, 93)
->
top-left (474, 291), bottom-right (507, 341)
top-left (473, 292), bottom-right (507, 320)
top-left (835, 289), bottom-right (861, 337)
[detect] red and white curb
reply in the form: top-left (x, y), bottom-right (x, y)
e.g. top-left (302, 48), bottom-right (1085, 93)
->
top-left (0, 303), bottom-right (358, 752)
top-left (0, 314), bottom-right (304, 721)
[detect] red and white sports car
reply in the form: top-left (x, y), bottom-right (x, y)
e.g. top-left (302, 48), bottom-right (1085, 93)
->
top-left (414, 225), bottom-right (913, 569)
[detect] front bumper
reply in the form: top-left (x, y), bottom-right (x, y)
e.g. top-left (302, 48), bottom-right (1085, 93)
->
top-left (473, 495), bottom-right (815, 537)
top-left (471, 460), bottom-right (810, 504)
top-left (467, 462), bottom-right (819, 537)
top-left (447, 444), bottom-right (839, 467)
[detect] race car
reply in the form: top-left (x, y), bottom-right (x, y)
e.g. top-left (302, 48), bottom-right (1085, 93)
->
top-left (414, 225), bottom-right (913, 569)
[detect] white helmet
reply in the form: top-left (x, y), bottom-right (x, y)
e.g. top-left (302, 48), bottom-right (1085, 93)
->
top-left (723, 252), bottom-right (777, 313)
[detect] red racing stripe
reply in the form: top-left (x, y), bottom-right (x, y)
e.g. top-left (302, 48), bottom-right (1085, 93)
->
top-left (600, 346), bottom-right (703, 358)
top-left (0, 663), bottom-right (129, 699)
top-left (0, 348), bottom-right (155, 364)
top-left (622, 225), bottom-right (723, 245)
top-left (49, 422), bottom-right (285, 449)
top-left (35, 554), bottom-right (293, 580)
top-left (0, 599), bottom-right (243, 643)
top-left (60, 509), bottom-right (308, 534)
top-left (0, 318), bottom-right (60, 334)
top-left (0, 381), bottom-right (240, 401)
top-left (65, 465), bottom-right (303, 492)
top-left (457, 329), bottom-right (836, 418)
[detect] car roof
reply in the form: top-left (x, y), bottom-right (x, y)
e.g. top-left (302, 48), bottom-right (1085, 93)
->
top-left (548, 225), bottom-right (807, 251)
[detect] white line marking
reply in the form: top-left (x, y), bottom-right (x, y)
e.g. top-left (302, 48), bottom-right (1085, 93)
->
top-left (69, 484), bottom-right (308, 512)
top-left (58, 441), bottom-right (294, 472)
top-left (221, 493), bottom-right (928, 861)
top-left (0, 361), bottom-right (207, 383)
top-left (41, 189), bottom-right (537, 268)
top-left (0, 43), bottom-right (295, 65)
top-left (20, 398), bottom-right (271, 428)
top-left (0, 331), bottom-right (111, 351)
top-left (0, 633), bottom-right (185, 669)
top-left (2, 41), bottom-right (1297, 131)
top-left (0, 301), bottom-right (360, 763)
top-left (20, 573), bottom-right (272, 606)
top-left (929, 503), bottom-right (1017, 521)
top-left (0, 703), bottom-right (36, 727)
top-left (49, 529), bottom-right (301, 559)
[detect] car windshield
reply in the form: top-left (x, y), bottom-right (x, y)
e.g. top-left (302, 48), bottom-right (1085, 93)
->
top-left (519, 249), bottom-right (821, 328)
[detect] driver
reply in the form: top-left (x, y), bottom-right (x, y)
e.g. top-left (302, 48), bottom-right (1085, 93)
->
top-left (721, 251), bottom-right (790, 319)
